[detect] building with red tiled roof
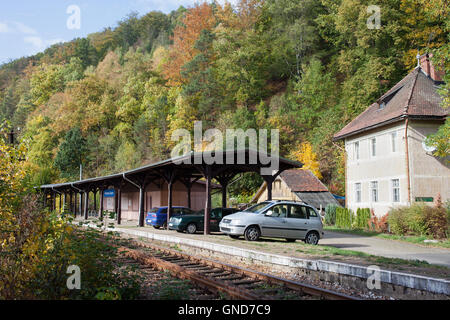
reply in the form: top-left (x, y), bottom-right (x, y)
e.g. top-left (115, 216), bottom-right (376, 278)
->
top-left (334, 53), bottom-right (449, 216)
top-left (251, 169), bottom-right (340, 210)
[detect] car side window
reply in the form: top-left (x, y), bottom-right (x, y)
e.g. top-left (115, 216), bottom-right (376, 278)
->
top-left (288, 205), bottom-right (309, 219)
top-left (173, 208), bottom-right (183, 215)
top-left (265, 204), bottom-right (288, 218)
top-left (210, 209), bottom-right (219, 219)
top-left (308, 207), bottom-right (318, 217)
top-left (160, 208), bottom-right (167, 214)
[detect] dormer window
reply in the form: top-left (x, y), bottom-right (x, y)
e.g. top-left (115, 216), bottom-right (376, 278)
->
top-left (379, 101), bottom-right (386, 109)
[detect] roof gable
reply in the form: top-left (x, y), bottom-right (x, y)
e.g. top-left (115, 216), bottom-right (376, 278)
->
top-left (334, 68), bottom-right (447, 140)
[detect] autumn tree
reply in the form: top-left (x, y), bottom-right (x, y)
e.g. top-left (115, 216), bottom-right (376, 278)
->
top-left (163, 2), bottom-right (217, 85)
top-left (290, 141), bottom-right (323, 180)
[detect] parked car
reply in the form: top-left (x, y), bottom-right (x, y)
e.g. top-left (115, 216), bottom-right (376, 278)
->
top-left (169, 207), bottom-right (240, 234)
top-left (219, 200), bottom-right (323, 244)
top-left (146, 206), bottom-right (195, 229)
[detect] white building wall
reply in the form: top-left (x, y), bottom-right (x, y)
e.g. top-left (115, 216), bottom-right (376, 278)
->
top-left (408, 120), bottom-right (450, 204)
top-left (345, 122), bottom-right (409, 216)
top-left (345, 120), bottom-right (450, 217)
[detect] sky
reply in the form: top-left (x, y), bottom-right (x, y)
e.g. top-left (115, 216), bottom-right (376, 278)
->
top-left (0, 0), bottom-right (236, 65)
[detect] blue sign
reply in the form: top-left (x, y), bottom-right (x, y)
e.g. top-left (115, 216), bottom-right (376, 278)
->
top-left (104, 189), bottom-right (115, 198)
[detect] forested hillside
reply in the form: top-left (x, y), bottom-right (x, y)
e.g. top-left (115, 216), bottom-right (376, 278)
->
top-left (0, 0), bottom-right (448, 200)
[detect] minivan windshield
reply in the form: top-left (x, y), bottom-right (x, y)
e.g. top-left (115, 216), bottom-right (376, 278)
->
top-left (244, 202), bottom-right (271, 213)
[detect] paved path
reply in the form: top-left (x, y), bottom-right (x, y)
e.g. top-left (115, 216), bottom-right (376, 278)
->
top-left (321, 231), bottom-right (450, 267)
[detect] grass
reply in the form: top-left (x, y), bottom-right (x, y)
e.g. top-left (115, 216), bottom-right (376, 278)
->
top-left (324, 226), bottom-right (450, 249)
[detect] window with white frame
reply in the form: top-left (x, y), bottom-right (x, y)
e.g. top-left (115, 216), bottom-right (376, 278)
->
top-left (354, 141), bottom-right (360, 160)
top-left (392, 179), bottom-right (400, 202)
top-left (391, 132), bottom-right (397, 153)
top-left (370, 181), bottom-right (378, 202)
top-left (370, 138), bottom-right (376, 157)
top-left (355, 183), bottom-right (361, 203)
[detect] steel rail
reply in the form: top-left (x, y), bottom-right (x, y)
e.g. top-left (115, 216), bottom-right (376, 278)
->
top-left (123, 239), bottom-right (361, 301)
top-left (118, 246), bottom-right (266, 300)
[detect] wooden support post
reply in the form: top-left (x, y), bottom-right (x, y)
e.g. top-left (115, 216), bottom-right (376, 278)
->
top-left (84, 191), bottom-right (89, 220)
top-left (221, 182), bottom-right (228, 208)
top-left (138, 187), bottom-right (145, 227)
top-left (100, 189), bottom-right (104, 220)
top-left (117, 188), bottom-right (122, 225)
top-left (167, 180), bottom-right (173, 230)
top-left (267, 180), bottom-right (273, 201)
top-left (52, 193), bottom-right (56, 212)
top-left (114, 188), bottom-right (118, 219)
top-left (74, 193), bottom-right (78, 216)
top-left (79, 192), bottom-right (83, 217)
top-left (93, 189), bottom-right (97, 216)
top-left (69, 192), bottom-right (73, 215)
top-left (187, 184), bottom-right (192, 209)
top-left (59, 194), bottom-right (62, 213)
top-left (63, 193), bottom-right (66, 213)
top-left (204, 166), bottom-right (212, 235)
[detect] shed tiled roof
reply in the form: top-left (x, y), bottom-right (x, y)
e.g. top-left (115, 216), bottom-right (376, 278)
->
top-left (294, 191), bottom-right (340, 209)
top-left (280, 169), bottom-right (329, 192)
top-left (334, 68), bottom-right (447, 140)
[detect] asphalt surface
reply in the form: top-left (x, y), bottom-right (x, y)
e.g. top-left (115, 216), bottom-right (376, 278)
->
top-left (320, 231), bottom-right (450, 268)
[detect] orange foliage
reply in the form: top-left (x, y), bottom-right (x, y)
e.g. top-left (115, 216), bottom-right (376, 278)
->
top-left (163, 2), bottom-right (217, 85)
top-left (368, 211), bottom-right (389, 233)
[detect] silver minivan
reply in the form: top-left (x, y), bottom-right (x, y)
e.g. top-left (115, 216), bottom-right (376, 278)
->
top-left (219, 200), bottom-right (323, 245)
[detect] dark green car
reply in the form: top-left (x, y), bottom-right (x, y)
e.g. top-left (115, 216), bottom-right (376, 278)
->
top-left (168, 208), bottom-right (239, 234)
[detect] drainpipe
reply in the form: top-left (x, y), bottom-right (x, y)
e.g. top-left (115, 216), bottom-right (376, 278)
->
top-left (405, 119), bottom-right (412, 204)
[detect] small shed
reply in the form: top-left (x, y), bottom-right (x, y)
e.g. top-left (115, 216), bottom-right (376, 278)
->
top-left (251, 169), bottom-right (340, 210)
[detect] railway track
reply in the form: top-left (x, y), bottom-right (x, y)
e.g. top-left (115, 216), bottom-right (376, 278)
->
top-left (117, 239), bottom-right (361, 301)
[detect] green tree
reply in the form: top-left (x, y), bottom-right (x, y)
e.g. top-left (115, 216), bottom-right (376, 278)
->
top-left (54, 128), bottom-right (88, 179)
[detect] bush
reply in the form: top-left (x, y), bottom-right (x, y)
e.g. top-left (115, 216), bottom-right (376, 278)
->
top-left (336, 207), bottom-right (353, 229)
top-left (354, 208), bottom-right (371, 229)
top-left (388, 207), bottom-right (411, 235)
top-left (388, 202), bottom-right (448, 238)
top-left (423, 197), bottom-right (448, 239)
top-left (368, 212), bottom-right (389, 233)
top-left (324, 204), bottom-right (338, 225)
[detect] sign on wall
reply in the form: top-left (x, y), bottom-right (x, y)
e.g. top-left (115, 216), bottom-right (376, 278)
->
top-left (104, 189), bottom-right (115, 198)
top-left (415, 197), bottom-right (433, 203)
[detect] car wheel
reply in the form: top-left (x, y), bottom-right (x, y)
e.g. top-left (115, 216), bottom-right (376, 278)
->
top-left (229, 235), bottom-right (240, 240)
top-left (244, 226), bottom-right (260, 241)
top-left (186, 223), bottom-right (197, 234)
top-left (305, 231), bottom-right (319, 245)
top-left (286, 238), bottom-right (296, 242)
top-left (153, 226), bottom-right (160, 229)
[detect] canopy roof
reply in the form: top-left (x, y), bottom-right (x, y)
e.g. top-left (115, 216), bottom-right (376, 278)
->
top-left (41, 149), bottom-right (302, 192)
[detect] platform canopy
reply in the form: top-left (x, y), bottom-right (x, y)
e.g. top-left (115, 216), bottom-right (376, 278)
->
top-left (40, 149), bottom-right (302, 234)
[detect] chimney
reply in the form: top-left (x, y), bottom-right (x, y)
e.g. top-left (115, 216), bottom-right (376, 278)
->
top-left (419, 53), bottom-right (444, 82)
